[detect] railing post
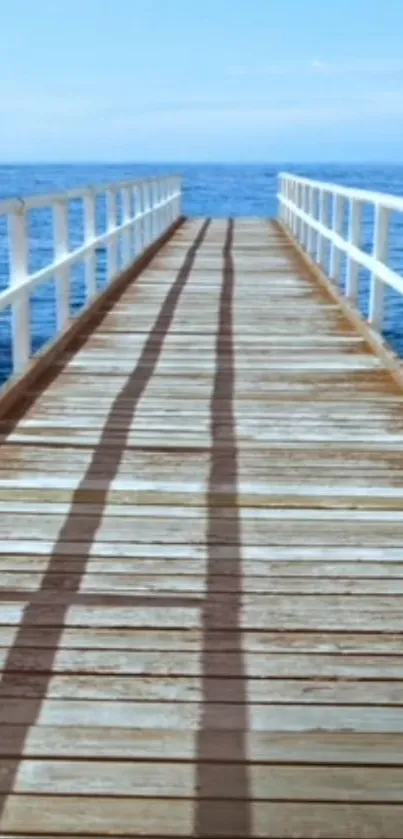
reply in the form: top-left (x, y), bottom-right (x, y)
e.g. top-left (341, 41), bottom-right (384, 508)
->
top-left (84, 190), bottom-right (96, 299)
top-left (279, 176), bottom-right (286, 223)
top-left (290, 180), bottom-right (298, 237)
top-left (316, 190), bottom-right (328, 268)
top-left (302, 184), bottom-right (310, 249)
top-left (285, 179), bottom-right (292, 228)
top-left (169, 178), bottom-right (175, 225)
top-left (158, 180), bottom-right (164, 232)
top-left (149, 180), bottom-right (155, 243)
top-left (9, 204), bottom-right (30, 373)
top-left (54, 199), bottom-right (70, 330)
top-left (295, 182), bottom-right (303, 241)
top-left (287, 179), bottom-right (292, 235)
top-left (150, 179), bottom-right (157, 241)
top-left (346, 198), bottom-right (362, 300)
top-left (329, 193), bottom-right (344, 283)
top-left (174, 176), bottom-right (182, 220)
top-left (278, 175), bottom-right (283, 221)
top-left (147, 180), bottom-right (153, 243)
top-left (141, 181), bottom-right (147, 250)
top-left (307, 186), bottom-right (315, 255)
top-left (153, 180), bottom-right (159, 238)
top-left (159, 179), bottom-right (166, 233)
top-left (296, 184), bottom-right (301, 240)
top-left (133, 183), bottom-right (142, 255)
top-left (159, 179), bottom-right (165, 230)
top-left (142, 181), bottom-right (151, 247)
top-left (156, 178), bottom-right (163, 236)
top-left (121, 186), bottom-right (132, 268)
top-left (106, 188), bottom-right (118, 281)
top-left (369, 205), bottom-right (390, 328)
top-left (161, 179), bottom-right (168, 231)
top-left (166, 178), bottom-right (172, 226)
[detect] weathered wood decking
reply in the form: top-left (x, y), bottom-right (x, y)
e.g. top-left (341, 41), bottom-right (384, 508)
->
top-left (1, 218), bottom-right (403, 836)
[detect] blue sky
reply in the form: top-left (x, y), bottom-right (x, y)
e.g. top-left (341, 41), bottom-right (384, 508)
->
top-left (1, 0), bottom-right (403, 162)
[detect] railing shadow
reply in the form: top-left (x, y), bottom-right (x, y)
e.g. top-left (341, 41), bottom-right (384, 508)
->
top-left (195, 219), bottom-right (251, 836)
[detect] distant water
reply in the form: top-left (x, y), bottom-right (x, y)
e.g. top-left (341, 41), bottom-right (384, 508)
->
top-left (1, 162), bottom-right (403, 385)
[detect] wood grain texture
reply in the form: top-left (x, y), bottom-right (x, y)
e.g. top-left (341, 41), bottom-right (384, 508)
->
top-left (2, 797), bottom-right (403, 837)
top-left (1, 218), bottom-right (403, 836)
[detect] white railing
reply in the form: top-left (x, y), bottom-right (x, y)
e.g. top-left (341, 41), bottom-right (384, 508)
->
top-left (278, 172), bottom-right (403, 330)
top-left (0, 174), bottom-right (181, 384)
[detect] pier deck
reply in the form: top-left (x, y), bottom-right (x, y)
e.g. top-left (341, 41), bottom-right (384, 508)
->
top-left (1, 218), bottom-right (403, 837)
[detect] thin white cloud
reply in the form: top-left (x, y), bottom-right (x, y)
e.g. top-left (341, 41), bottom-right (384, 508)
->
top-left (74, 91), bottom-right (403, 131)
top-left (2, 77), bottom-right (403, 139)
top-left (3, 88), bottom-right (403, 121)
top-left (311, 59), bottom-right (327, 71)
top-left (227, 58), bottom-right (403, 78)
top-left (226, 64), bottom-right (295, 77)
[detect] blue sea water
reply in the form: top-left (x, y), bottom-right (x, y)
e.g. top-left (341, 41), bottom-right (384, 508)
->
top-left (1, 162), bottom-right (403, 385)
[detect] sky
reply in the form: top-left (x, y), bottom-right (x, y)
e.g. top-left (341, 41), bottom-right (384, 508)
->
top-left (1, 0), bottom-right (403, 162)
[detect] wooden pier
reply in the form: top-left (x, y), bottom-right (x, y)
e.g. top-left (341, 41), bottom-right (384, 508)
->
top-left (1, 194), bottom-right (403, 836)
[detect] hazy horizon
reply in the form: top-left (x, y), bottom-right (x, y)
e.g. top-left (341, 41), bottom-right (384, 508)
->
top-left (1, 160), bottom-right (403, 166)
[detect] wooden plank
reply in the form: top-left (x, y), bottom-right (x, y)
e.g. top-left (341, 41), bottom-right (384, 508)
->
top-left (1, 627), bottom-right (403, 653)
top-left (9, 563), bottom-right (403, 590)
top-left (2, 543), bottom-right (403, 561)
top-left (0, 603), bottom-right (202, 628)
top-left (6, 759), bottom-right (403, 801)
top-left (2, 797), bottom-right (403, 837)
top-left (4, 505), bottom-right (403, 521)
top-left (4, 558), bottom-right (403, 579)
top-left (3, 649), bottom-right (403, 677)
top-left (1, 700), bottom-right (403, 730)
top-left (1, 727), bottom-right (402, 764)
top-left (4, 482), bottom-right (403, 508)
top-left (5, 570), bottom-right (403, 593)
top-left (2, 542), bottom-right (403, 561)
top-left (2, 674), bottom-right (403, 704)
top-left (4, 596), bottom-right (403, 630)
top-left (4, 448), bottom-right (403, 475)
top-left (3, 510), bottom-right (403, 546)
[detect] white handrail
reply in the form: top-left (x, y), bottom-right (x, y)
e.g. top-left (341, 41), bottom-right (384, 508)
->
top-left (0, 175), bottom-right (175, 214)
top-left (0, 174), bottom-right (182, 386)
top-left (277, 172), bottom-right (403, 331)
top-left (278, 172), bottom-right (403, 214)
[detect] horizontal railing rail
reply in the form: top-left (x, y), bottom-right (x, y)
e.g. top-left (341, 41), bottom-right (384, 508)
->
top-left (277, 171), bottom-right (403, 331)
top-left (0, 175), bottom-right (181, 387)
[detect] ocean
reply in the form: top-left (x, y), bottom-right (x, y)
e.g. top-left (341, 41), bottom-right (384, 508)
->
top-left (1, 162), bottom-right (403, 385)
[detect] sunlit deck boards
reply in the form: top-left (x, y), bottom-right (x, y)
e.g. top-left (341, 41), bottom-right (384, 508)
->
top-left (1, 218), bottom-right (403, 836)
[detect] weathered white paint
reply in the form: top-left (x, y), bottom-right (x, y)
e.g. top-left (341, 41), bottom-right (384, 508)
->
top-left (329, 194), bottom-right (344, 283)
top-left (9, 203), bottom-right (30, 373)
top-left (316, 189), bottom-right (329, 268)
top-left (278, 172), bottom-right (403, 331)
top-left (369, 205), bottom-right (390, 327)
top-left (106, 188), bottom-right (118, 281)
top-left (307, 186), bottom-right (315, 255)
top-left (346, 198), bottom-right (361, 299)
top-left (83, 189), bottom-right (97, 300)
top-left (0, 175), bottom-right (181, 386)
